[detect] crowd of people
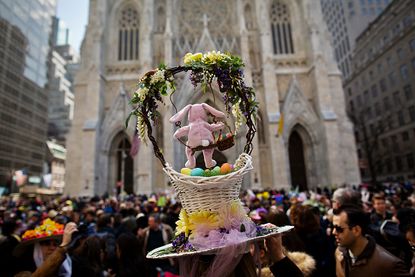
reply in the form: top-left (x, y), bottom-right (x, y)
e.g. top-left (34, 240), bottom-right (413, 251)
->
top-left (0, 182), bottom-right (414, 276)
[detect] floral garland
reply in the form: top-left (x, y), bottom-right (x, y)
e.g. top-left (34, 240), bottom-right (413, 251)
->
top-left (127, 51), bottom-right (258, 166)
top-left (21, 218), bottom-right (64, 241)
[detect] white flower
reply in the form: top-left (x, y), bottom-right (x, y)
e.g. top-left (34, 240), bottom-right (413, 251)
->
top-left (136, 115), bottom-right (147, 145)
top-left (150, 69), bottom-right (165, 84)
top-left (232, 101), bottom-right (245, 134)
top-left (135, 86), bottom-right (149, 102)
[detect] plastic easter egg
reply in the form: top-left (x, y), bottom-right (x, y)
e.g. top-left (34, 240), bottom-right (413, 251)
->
top-left (212, 166), bottom-right (221, 176)
top-left (220, 163), bottom-right (232, 175)
top-left (180, 168), bottom-right (192, 175)
top-left (204, 169), bottom-right (212, 177)
top-left (191, 168), bottom-right (204, 176)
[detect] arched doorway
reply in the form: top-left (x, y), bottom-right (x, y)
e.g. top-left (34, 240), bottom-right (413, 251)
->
top-left (288, 131), bottom-right (307, 191)
top-left (110, 132), bottom-right (134, 194)
top-left (196, 150), bottom-right (227, 169)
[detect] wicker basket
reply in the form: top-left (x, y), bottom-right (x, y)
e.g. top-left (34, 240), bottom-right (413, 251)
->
top-left (164, 153), bottom-right (253, 214)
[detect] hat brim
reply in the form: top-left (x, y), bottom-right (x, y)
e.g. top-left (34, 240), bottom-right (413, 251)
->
top-left (147, 225), bottom-right (294, 259)
top-left (13, 234), bottom-right (63, 257)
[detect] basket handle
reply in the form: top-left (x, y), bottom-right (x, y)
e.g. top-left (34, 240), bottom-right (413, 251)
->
top-left (138, 66), bottom-right (256, 168)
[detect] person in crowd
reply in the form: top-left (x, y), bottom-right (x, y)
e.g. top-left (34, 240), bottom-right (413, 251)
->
top-left (370, 193), bottom-right (393, 227)
top-left (267, 210), bottom-right (305, 252)
top-left (139, 213), bottom-right (174, 276)
top-left (331, 188), bottom-right (362, 211)
top-left (252, 234), bottom-right (316, 276)
top-left (178, 233), bottom-right (306, 277)
top-left (114, 232), bottom-right (147, 277)
top-left (0, 219), bottom-right (21, 277)
top-left (71, 235), bottom-right (104, 277)
top-left (96, 213), bottom-right (117, 273)
top-left (405, 223), bottom-right (415, 276)
top-left (333, 205), bottom-right (410, 277)
top-left (13, 220), bottom-right (77, 277)
top-left (289, 204), bottom-right (334, 276)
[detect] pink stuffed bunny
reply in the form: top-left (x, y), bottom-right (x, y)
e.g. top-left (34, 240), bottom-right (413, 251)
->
top-left (169, 103), bottom-right (225, 168)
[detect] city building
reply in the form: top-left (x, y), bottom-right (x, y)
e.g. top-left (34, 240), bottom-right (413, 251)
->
top-left (321, 0), bottom-right (391, 79)
top-left (47, 16), bottom-right (79, 146)
top-left (344, 0), bottom-right (415, 182)
top-left (44, 140), bottom-right (66, 193)
top-left (0, 0), bottom-right (56, 189)
top-left (65, 0), bottom-right (361, 196)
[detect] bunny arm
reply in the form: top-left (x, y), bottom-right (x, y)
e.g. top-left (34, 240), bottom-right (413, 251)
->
top-left (206, 122), bottom-right (225, 132)
top-left (173, 126), bottom-right (190, 139)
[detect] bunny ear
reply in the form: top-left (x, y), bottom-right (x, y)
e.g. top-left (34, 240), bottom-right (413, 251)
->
top-left (202, 103), bottom-right (225, 118)
top-left (169, 104), bottom-right (192, 122)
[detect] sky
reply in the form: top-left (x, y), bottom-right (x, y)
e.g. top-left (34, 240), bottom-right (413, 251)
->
top-left (56, 0), bottom-right (89, 53)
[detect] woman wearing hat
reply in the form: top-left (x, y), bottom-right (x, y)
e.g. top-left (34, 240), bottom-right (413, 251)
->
top-left (13, 219), bottom-right (77, 277)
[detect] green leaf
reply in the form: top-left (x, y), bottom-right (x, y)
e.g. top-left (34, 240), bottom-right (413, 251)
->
top-left (125, 110), bottom-right (135, 128)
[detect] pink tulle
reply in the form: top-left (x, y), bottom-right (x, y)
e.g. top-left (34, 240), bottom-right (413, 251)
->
top-left (177, 243), bottom-right (248, 277)
top-left (190, 218), bottom-right (256, 250)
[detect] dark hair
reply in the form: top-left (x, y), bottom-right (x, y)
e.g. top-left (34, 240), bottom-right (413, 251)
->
top-left (71, 236), bottom-right (103, 277)
top-left (334, 205), bottom-right (369, 235)
top-left (372, 193), bottom-right (386, 203)
top-left (116, 233), bottom-right (146, 277)
top-left (1, 219), bottom-right (17, 236)
top-left (149, 213), bottom-right (161, 223)
top-left (396, 208), bottom-right (415, 233)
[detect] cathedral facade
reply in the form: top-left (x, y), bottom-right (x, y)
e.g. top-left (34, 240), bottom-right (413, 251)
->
top-left (65, 0), bottom-right (361, 196)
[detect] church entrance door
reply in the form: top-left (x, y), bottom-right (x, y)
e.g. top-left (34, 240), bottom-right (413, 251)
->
top-left (111, 133), bottom-right (134, 194)
top-left (288, 131), bottom-right (308, 191)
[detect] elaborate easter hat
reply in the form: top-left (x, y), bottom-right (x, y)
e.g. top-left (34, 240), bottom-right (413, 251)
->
top-left (13, 218), bottom-right (64, 256)
top-left (127, 51), bottom-right (293, 259)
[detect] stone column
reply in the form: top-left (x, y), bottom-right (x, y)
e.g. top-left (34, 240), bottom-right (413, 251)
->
top-left (255, 0), bottom-right (289, 189)
top-left (163, 0), bottom-right (174, 171)
top-left (140, 0), bottom-right (153, 69)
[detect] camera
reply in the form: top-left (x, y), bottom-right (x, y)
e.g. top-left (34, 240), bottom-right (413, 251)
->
top-left (68, 223), bottom-right (89, 249)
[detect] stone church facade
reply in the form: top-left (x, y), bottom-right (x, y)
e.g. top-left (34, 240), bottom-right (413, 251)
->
top-left (65, 0), bottom-right (361, 196)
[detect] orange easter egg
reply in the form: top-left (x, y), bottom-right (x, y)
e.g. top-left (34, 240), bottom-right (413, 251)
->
top-left (220, 163), bottom-right (232, 174)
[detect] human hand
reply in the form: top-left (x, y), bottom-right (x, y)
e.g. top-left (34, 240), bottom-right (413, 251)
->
top-left (60, 222), bottom-right (78, 247)
top-left (265, 234), bottom-right (285, 263)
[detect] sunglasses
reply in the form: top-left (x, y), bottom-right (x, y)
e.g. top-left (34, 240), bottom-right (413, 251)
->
top-left (333, 225), bottom-right (351, 233)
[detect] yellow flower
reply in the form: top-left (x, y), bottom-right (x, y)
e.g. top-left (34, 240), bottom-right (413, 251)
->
top-left (175, 209), bottom-right (190, 237)
top-left (183, 52), bottom-right (203, 65)
top-left (188, 210), bottom-right (220, 238)
top-left (202, 51), bottom-right (225, 64)
top-left (192, 52), bottom-right (203, 62)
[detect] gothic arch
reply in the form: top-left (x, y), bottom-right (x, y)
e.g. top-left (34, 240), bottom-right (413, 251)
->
top-left (107, 1), bottom-right (141, 64)
top-left (287, 124), bottom-right (314, 191)
top-left (108, 131), bottom-right (134, 194)
top-left (281, 78), bottom-right (320, 189)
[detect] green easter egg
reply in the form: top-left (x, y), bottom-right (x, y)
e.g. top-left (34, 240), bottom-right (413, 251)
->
top-left (212, 166), bottom-right (221, 176)
top-left (204, 169), bottom-right (211, 177)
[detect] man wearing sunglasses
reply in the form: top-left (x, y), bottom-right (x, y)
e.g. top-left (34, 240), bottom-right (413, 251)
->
top-left (332, 205), bottom-right (410, 277)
